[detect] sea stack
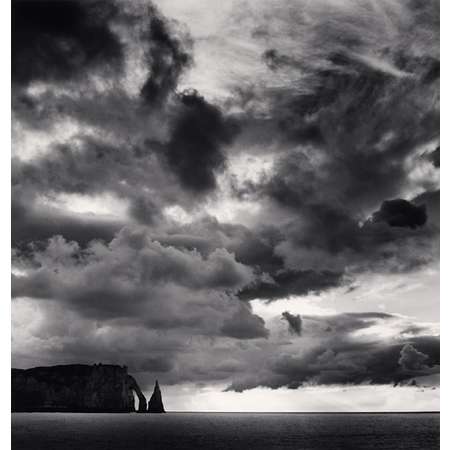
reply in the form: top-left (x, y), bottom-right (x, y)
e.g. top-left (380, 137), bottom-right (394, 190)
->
top-left (148, 380), bottom-right (165, 413)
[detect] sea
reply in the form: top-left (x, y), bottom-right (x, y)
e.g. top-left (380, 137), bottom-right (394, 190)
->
top-left (12, 412), bottom-right (439, 450)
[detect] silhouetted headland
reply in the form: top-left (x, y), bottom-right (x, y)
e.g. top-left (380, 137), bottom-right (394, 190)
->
top-left (11, 364), bottom-right (165, 413)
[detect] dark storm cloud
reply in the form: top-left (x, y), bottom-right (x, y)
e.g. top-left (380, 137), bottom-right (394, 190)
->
top-left (251, 191), bottom-right (438, 276)
top-left (157, 91), bottom-right (240, 193)
top-left (421, 58), bottom-right (440, 85)
top-left (11, 1), bottom-right (192, 138)
top-left (238, 269), bottom-right (344, 301)
top-left (12, 0), bottom-right (123, 86)
top-left (219, 224), bottom-right (284, 275)
top-left (430, 147), bottom-right (440, 168)
top-left (140, 4), bottom-right (192, 105)
top-left (221, 306), bottom-right (269, 339)
top-left (370, 199), bottom-right (427, 229)
top-left (281, 311), bottom-right (302, 336)
top-left (257, 53), bottom-right (438, 212)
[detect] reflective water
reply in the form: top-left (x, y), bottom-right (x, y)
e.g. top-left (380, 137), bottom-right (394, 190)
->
top-left (12, 412), bottom-right (439, 450)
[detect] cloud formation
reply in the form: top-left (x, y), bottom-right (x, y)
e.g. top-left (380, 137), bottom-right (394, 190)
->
top-left (13, 229), bottom-right (262, 335)
top-left (12, 0), bottom-right (123, 86)
top-left (226, 313), bottom-right (440, 392)
top-left (11, 0), bottom-right (439, 398)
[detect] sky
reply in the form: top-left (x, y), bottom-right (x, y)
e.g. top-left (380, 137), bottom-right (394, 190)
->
top-left (11, 0), bottom-right (439, 411)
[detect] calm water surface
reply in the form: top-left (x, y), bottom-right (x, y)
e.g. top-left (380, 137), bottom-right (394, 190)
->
top-left (12, 412), bottom-right (439, 450)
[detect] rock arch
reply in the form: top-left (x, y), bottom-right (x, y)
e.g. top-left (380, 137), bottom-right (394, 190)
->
top-left (127, 375), bottom-right (147, 412)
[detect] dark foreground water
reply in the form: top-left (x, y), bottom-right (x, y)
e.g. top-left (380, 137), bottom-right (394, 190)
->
top-left (12, 412), bottom-right (439, 450)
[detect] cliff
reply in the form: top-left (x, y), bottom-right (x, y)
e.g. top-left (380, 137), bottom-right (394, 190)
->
top-left (148, 380), bottom-right (165, 413)
top-left (12, 364), bottom-right (147, 413)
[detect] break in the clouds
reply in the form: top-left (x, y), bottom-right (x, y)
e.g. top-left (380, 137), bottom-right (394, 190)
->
top-left (12, 0), bottom-right (439, 409)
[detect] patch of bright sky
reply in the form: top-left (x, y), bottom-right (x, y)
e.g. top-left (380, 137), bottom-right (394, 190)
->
top-left (251, 296), bottom-right (336, 322)
top-left (203, 153), bottom-right (274, 224)
top-left (12, 119), bottom-right (97, 161)
top-left (250, 264), bottom-right (439, 324)
top-left (160, 382), bottom-right (439, 412)
top-left (111, 5), bottom-right (149, 97)
top-left (163, 153), bottom-right (274, 225)
top-left (38, 192), bottom-right (129, 221)
top-left (351, 315), bottom-right (439, 340)
top-left (405, 149), bottom-right (440, 197)
top-left (164, 199), bottom-right (260, 226)
top-left (156, 0), bottom-right (269, 103)
top-left (204, 196), bottom-right (261, 224)
top-left (228, 153), bottom-right (275, 184)
top-left (341, 267), bottom-right (440, 322)
top-left (163, 205), bottom-right (196, 225)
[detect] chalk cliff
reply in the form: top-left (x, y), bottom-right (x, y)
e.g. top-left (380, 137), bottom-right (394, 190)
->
top-left (148, 380), bottom-right (165, 413)
top-left (12, 364), bottom-right (147, 413)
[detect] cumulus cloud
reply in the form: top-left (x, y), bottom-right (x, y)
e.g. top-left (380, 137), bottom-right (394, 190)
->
top-left (12, 228), bottom-right (263, 337)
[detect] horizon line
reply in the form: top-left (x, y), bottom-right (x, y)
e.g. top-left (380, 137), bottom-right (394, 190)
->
top-left (140, 411), bottom-right (440, 414)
